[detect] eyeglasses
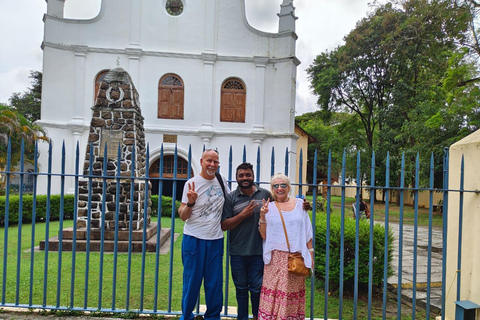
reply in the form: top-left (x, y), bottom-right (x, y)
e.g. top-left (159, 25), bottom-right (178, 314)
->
top-left (272, 183), bottom-right (288, 189)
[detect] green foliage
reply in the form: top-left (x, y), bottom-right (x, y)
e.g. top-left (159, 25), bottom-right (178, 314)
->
top-left (150, 195), bottom-right (181, 218)
top-left (314, 213), bottom-right (394, 291)
top-left (296, 111), bottom-right (369, 182)
top-left (8, 71), bottom-right (42, 122)
top-left (0, 194), bottom-right (75, 225)
top-left (305, 0), bottom-right (477, 190)
top-left (0, 106), bottom-right (49, 192)
top-left (315, 196), bottom-right (332, 213)
top-left (0, 194), bottom-right (180, 225)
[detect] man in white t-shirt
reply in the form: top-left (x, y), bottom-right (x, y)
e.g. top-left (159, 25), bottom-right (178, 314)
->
top-left (178, 149), bottom-right (229, 320)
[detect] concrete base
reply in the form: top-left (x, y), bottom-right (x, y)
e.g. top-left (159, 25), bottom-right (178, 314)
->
top-left (39, 222), bottom-right (170, 252)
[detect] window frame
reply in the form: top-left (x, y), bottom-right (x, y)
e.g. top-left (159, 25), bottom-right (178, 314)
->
top-left (220, 77), bottom-right (246, 123)
top-left (158, 73), bottom-right (185, 120)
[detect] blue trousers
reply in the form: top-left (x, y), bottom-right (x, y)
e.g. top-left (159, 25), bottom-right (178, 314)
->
top-left (230, 255), bottom-right (264, 320)
top-left (180, 235), bottom-right (224, 320)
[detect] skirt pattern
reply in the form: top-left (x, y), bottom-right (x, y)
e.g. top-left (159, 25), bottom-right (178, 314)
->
top-left (258, 250), bottom-right (306, 320)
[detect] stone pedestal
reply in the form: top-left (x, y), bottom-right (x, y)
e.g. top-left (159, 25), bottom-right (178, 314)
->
top-left (39, 222), bottom-right (171, 252)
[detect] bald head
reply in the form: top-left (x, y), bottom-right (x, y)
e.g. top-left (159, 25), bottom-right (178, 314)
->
top-left (200, 149), bottom-right (220, 179)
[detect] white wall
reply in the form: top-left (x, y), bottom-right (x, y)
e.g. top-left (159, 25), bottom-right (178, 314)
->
top-left (38, 0), bottom-right (299, 194)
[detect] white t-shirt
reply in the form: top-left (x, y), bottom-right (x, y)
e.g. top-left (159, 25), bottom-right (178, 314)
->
top-left (262, 198), bottom-right (313, 268)
top-left (181, 174), bottom-right (229, 240)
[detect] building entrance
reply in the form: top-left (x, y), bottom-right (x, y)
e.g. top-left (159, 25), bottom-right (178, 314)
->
top-left (149, 155), bottom-right (191, 201)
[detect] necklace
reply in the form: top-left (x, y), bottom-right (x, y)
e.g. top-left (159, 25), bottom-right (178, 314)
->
top-left (277, 197), bottom-right (290, 203)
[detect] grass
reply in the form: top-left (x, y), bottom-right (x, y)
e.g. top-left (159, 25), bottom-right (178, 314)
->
top-left (310, 195), bottom-right (443, 228)
top-left (0, 217), bottom-right (234, 312)
top-left (0, 217), bottom-right (436, 319)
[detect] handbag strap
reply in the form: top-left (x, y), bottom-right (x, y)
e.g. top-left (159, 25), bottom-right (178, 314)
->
top-left (275, 201), bottom-right (291, 252)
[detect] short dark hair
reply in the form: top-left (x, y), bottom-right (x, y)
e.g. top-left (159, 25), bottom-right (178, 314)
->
top-left (236, 162), bottom-right (254, 175)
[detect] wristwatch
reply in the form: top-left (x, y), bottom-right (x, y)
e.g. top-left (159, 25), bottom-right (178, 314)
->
top-left (187, 202), bottom-right (195, 207)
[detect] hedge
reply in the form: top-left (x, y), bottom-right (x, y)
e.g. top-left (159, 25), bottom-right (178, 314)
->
top-left (150, 195), bottom-right (181, 218)
top-left (0, 194), bottom-right (75, 225)
top-left (0, 194), bottom-right (180, 226)
top-left (314, 213), bottom-right (394, 291)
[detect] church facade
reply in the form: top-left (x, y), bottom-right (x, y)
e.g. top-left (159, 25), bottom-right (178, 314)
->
top-left (38, 0), bottom-right (301, 195)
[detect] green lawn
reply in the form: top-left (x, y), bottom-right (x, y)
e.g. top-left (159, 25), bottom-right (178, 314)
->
top-left (309, 195), bottom-right (443, 228)
top-left (0, 217), bottom-right (434, 319)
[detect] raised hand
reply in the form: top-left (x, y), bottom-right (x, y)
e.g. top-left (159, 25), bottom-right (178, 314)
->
top-left (260, 198), bottom-right (270, 215)
top-left (186, 182), bottom-right (198, 205)
top-left (241, 200), bottom-right (258, 218)
top-left (302, 198), bottom-right (312, 211)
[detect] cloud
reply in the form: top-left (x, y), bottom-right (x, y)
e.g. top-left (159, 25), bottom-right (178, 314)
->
top-left (0, 0), bottom-right (46, 104)
top-left (244, 0), bottom-right (378, 115)
top-left (0, 68), bottom-right (34, 104)
top-left (0, 0), bottom-right (378, 113)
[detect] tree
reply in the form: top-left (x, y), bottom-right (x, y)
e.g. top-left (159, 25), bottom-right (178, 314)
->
top-left (307, 0), bottom-right (476, 189)
top-left (296, 110), bottom-right (369, 185)
top-left (9, 71), bottom-right (42, 122)
top-left (0, 105), bottom-right (49, 191)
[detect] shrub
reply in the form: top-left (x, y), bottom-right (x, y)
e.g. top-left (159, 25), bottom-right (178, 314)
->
top-left (316, 196), bottom-right (332, 212)
top-left (0, 194), bottom-right (180, 225)
top-left (314, 213), bottom-right (394, 291)
top-left (150, 195), bottom-right (180, 218)
top-left (0, 194), bottom-right (75, 225)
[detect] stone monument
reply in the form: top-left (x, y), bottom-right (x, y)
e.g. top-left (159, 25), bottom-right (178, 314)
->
top-left (77, 67), bottom-right (151, 231)
top-left (40, 68), bottom-right (170, 252)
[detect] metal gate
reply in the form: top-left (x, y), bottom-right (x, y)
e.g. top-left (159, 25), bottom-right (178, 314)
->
top-left (0, 141), bottom-right (471, 319)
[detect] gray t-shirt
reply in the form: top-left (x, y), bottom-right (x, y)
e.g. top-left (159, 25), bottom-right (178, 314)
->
top-left (221, 185), bottom-right (272, 255)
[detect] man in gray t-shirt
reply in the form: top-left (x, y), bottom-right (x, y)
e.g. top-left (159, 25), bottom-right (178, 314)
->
top-left (221, 163), bottom-right (272, 320)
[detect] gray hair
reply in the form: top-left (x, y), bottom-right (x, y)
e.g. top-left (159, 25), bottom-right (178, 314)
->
top-left (270, 173), bottom-right (291, 200)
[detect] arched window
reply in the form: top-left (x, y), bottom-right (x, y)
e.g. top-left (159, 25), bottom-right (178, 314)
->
top-left (94, 70), bottom-right (110, 103)
top-left (220, 77), bottom-right (246, 123)
top-left (158, 74), bottom-right (184, 119)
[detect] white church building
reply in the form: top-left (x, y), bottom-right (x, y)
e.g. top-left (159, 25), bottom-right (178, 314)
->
top-left (38, 0), bottom-right (303, 196)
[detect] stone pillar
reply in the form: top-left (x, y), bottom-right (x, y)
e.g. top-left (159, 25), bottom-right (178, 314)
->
top-left (77, 67), bottom-right (151, 231)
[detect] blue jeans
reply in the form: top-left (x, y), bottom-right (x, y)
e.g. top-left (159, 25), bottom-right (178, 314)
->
top-left (230, 255), bottom-right (264, 320)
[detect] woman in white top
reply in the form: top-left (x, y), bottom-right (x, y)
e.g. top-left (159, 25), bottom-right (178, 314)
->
top-left (257, 173), bottom-right (314, 320)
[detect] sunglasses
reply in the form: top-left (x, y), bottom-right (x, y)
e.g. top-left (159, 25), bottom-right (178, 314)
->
top-left (272, 183), bottom-right (288, 189)
top-left (204, 148), bottom-right (219, 154)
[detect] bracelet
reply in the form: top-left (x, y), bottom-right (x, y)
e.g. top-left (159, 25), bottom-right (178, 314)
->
top-left (259, 220), bottom-right (266, 224)
top-left (186, 202), bottom-right (195, 207)
top-left (308, 248), bottom-right (314, 252)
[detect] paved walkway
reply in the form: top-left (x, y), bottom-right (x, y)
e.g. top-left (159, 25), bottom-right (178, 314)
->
top-left (385, 222), bottom-right (444, 314)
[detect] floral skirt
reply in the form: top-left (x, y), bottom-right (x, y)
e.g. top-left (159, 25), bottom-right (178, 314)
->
top-left (258, 250), bottom-right (306, 320)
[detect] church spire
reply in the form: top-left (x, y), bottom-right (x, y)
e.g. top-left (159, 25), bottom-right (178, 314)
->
top-left (277, 0), bottom-right (297, 33)
top-left (45, 0), bottom-right (65, 18)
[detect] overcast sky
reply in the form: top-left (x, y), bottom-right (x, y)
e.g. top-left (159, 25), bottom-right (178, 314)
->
top-left (0, 0), bottom-right (378, 115)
